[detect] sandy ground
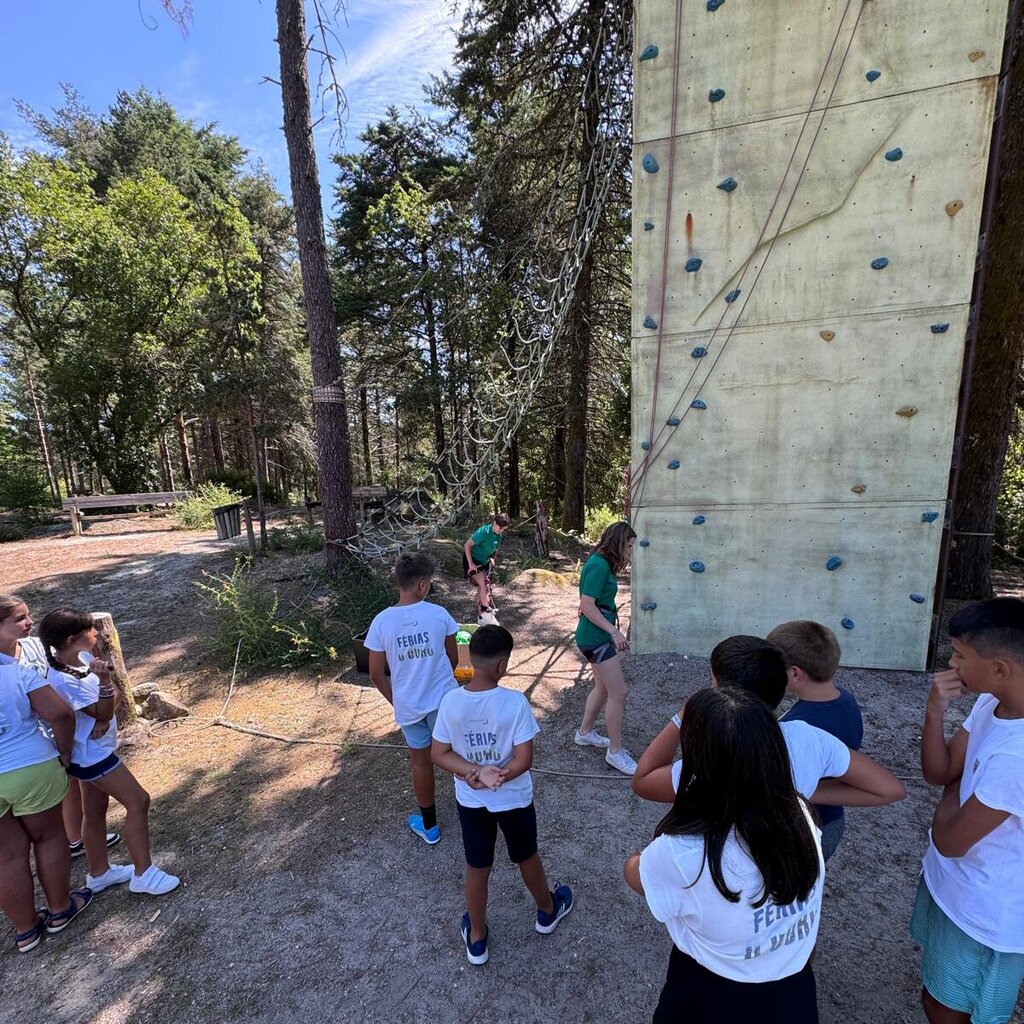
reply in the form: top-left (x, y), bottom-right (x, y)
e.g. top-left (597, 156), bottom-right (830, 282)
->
top-left (0, 525), bottom-right (1021, 1023)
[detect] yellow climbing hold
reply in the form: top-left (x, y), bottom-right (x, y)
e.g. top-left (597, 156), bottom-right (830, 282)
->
top-left (851, 484), bottom-right (867, 494)
top-left (896, 406), bottom-right (919, 418)
top-left (968, 49), bottom-right (985, 62)
top-left (819, 329), bottom-right (835, 342)
top-left (945, 199), bottom-right (964, 217)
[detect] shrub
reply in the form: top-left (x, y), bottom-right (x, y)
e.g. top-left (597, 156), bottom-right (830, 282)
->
top-left (268, 523), bottom-right (324, 554)
top-left (206, 468), bottom-right (282, 506)
top-left (0, 470), bottom-right (54, 525)
top-left (583, 504), bottom-right (621, 543)
top-left (171, 483), bottom-right (243, 531)
top-left (0, 524), bottom-right (27, 543)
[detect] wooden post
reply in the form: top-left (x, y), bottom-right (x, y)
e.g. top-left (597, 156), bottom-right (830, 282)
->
top-left (69, 504), bottom-right (82, 536)
top-left (242, 498), bottom-right (257, 559)
top-left (92, 612), bottom-right (137, 725)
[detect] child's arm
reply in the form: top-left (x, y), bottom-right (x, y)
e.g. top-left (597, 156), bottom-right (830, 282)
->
top-left (633, 712), bottom-right (684, 803)
top-left (921, 670), bottom-right (970, 786)
top-left (498, 738), bottom-right (533, 784)
top-left (368, 651), bottom-right (393, 705)
top-left (77, 661), bottom-right (118, 725)
top-left (809, 750), bottom-right (906, 806)
top-left (623, 852), bottom-right (644, 895)
top-left (444, 633), bottom-right (458, 672)
top-left (579, 595), bottom-right (628, 652)
top-left (431, 739), bottom-right (502, 789)
top-left (931, 785), bottom-right (1011, 858)
top-left (28, 685), bottom-right (76, 766)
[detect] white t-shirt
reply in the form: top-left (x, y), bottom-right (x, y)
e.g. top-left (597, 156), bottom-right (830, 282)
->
top-left (364, 601), bottom-right (459, 727)
top-left (671, 720), bottom-right (851, 799)
top-left (639, 805), bottom-right (824, 982)
top-left (17, 637), bottom-right (49, 677)
top-left (0, 661), bottom-right (61, 773)
top-left (432, 685), bottom-right (540, 811)
top-left (921, 693), bottom-right (1024, 953)
top-left (46, 656), bottom-right (118, 768)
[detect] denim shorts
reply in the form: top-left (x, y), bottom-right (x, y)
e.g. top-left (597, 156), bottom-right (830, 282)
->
top-left (400, 709), bottom-right (439, 750)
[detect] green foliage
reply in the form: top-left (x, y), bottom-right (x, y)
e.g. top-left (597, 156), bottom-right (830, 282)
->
top-left (0, 524), bottom-right (27, 543)
top-left (172, 482), bottom-right (242, 531)
top-left (996, 435), bottom-right (1024, 557)
top-left (583, 504), bottom-right (621, 542)
top-left (205, 468), bottom-right (283, 506)
top-left (267, 523), bottom-right (324, 554)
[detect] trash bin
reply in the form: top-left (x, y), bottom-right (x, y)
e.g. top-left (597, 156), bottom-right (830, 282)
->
top-left (352, 633), bottom-right (389, 676)
top-left (213, 503), bottom-right (242, 540)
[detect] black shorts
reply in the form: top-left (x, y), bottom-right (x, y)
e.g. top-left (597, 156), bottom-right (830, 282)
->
top-left (653, 945), bottom-right (817, 1024)
top-left (462, 553), bottom-right (493, 580)
top-left (457, 801), bottom-right (538, 869)
top-left (577, 641), bottom-right (617, 664)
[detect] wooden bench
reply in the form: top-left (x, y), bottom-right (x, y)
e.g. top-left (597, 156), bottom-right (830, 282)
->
top-left (62, 491), bottom-right (190, 536)
top-left (305, 486), bottom-right (394, 524)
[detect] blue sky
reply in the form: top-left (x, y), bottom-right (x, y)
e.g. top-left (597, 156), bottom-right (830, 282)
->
top-left (0, 0), bottom-right (466, 208)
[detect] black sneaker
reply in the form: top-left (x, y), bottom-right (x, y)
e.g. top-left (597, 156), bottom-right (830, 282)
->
top-left (69, 832), bottom-right (120, 858)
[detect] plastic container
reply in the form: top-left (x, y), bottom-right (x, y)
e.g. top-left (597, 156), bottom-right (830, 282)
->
top-left (454, 622), bottom-right (478, 683)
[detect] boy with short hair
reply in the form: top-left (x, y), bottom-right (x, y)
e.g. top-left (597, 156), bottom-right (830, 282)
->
top-left (914, 598), bottom-right (1024, 1024)
top-left (768, 620), bottom-right (864, 861)
top-left (365, 552), bottom-right (459, 844)
top-left (632, 635), bottom-right (904, 813)
top-left (463, 514), bottom-right (509, 624)
top-left (432, 624), bottom-right (572, 965)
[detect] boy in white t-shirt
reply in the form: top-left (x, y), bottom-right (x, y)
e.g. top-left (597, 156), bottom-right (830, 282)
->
top-left (432, 625), bottom-right (572, 965)
top-left (365, 552), bottom-right (459, 844)
top-left (632, 635), bottom-right (905, 811)
top-left (914, 598), bottom-right (1024, 1024)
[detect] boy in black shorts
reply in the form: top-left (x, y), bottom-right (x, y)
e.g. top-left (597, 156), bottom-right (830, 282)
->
top-left (432, 625), bottom-right (572, 964)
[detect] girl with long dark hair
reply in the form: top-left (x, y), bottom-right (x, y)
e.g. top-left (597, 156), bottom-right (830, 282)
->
top-left (625, 687), bottom-right (824, 1022)
top-left (574, 520), bottom-right (638, 775)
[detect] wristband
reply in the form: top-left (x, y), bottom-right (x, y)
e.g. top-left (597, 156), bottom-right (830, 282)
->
top-left (98, 690), bottom-right (116, 699)
top-left (671, 713), bottom-right (682, 729)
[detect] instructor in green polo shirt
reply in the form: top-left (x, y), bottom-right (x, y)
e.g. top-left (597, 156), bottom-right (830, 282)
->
top-left (463, 513), bottom-right (509, 622)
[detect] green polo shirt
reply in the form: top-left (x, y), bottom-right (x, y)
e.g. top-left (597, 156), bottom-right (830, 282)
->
top-left (575, 553), bottom-right (618, 647)
top-left (469, 523), bottom-right (503, 564)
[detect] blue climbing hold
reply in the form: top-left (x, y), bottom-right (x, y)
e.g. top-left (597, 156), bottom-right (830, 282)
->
top-left (706, 0), bottom-right (725, 9)
top-left (692, 515), bottom-right (706, 525)
top-left (641, 441), bottom-right (651, 451)
top-left (639, 44), bottom-right (659, 62)
top-left (691, 399), bottom-right (707, 410)
top-left (667, 416), bottom-right (680, 427)
top-left (841, 617), bottom-right (856, 630)
top-left (685, 257), bottom-right (703, 273)
top-left (691, 346), bottom-right (708, 358)
top-left (643, 154), bottom-right (660, 174)
top-left (866, 69), bottom-right (881, 82)
top-left (641, 601), bottom-right (658, 611)
top-left (921, 511), bottom-right (940, 523)
top-left (725, 288), bottom-right (741, 304)
top-left (668, 459), bottom-right (680, 470)
top-left (643, 314), bottom-right (657, 329)
top-left (717, 176), bottom-right (737, 193)
top-left (931, 323), bottom-right (950, 334)
top-left (826, 556), bottom-right (843, 572)
top-left (638, 539), bottom-right (650, 548)
top-left (885, 147), bottom-right (904, 162)
top-left (871, 257), bottom-right (890, 270)
top-left (689, 561), bottom-right (706, 573)
top-left (909, 593), bottom-right (927, 604)
top-left (643, 221), bottom-right (655, 231)
top-left (708, 88), bottom-right (726, 103)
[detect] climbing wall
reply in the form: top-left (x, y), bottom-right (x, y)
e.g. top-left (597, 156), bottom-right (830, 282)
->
top-left (630, 0), bottom-right (1010, 669)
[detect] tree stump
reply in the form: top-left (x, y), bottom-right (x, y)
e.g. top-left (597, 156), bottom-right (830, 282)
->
top-left (92, 612), bottom-right (137, 725)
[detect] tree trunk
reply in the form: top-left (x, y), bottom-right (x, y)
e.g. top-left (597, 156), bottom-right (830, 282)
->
top-left (21, 347), bottom-right (60, 500)
top-left (508, 433), bottom-right (521, 519)
top-left (359, 384), bottom-right (372, 484)
top-left (947, 10), bottom-right (1024, 598)
top-left (276, 0), bottom-right (355, 569)
top-left (210, 417), bottom-right (226, 472)
top-left (175, 412), bottom-right (193, 486)
top-left (158, 435), bottom-right (174, 491)
top-left (421, 248), bottom-right (447, 492)
top-left (190, 421), bottom-right (204, 482)
top-left (374, 389), bottom-right (386, 477)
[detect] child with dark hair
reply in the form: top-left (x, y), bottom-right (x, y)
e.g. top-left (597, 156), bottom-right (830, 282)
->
top-left (365, 551), bottom-right (459, 844)
top-left (633, 635), bottom-right (904, 815)
top-left (625, 687), bottom-right (823, 1022)
top-left (913, 598), bottom-right (1024, 1024)
top-left (769, 621), bottom-right (864, 861)
top-left (463, 514), bottom-right (510, 624)
top-left (432, 624), bottom-right (572, 965)
top-left (39, 608), bottom-right (179, 896)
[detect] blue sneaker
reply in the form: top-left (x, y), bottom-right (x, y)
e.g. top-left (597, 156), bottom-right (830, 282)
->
top-left (460, 912), bottom-right (489, 965)
top-left (407, 813), bottom-right (440, 845)
top-left (536, 884), bottom-right (573, 934)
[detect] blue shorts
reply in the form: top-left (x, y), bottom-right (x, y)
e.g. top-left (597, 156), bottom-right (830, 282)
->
top-left (67, 753), bottom-right (122, 782)
top-left (910, 877), bottom-right (1024, 1024)
top-left (400, 709), bottom-right (439, 750)
top-left (819, 815), bottom-right (845, 863)
top-left (577, 641), bottom-right (617, 665)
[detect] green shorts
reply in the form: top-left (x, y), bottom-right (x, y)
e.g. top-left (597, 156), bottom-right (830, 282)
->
top-left (0, 758), bottom-right (68, 818)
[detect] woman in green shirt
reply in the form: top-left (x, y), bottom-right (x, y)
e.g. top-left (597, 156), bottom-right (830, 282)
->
top-left (463, 514), bottom-right (509, 623)
top-left (574, 521), bottom-right (637, 775)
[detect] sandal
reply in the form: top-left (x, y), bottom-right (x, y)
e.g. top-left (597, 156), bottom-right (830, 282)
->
top-left (45, 888), bottom-right (93, 934)
top-left (15, 912), bottom-right (48, 953)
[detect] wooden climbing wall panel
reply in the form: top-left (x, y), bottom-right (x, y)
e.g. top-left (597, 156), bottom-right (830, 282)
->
top-left (630, 0), bottom-right (1010, 669)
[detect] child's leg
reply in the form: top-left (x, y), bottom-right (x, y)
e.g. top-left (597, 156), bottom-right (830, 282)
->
top-left (500, 804), bottom-right (555, 914)
top-left (18, 804), bottom-right (73, 915)
top-left (408, 747), bottom-right (435, 813)
top-left (518, 854), bottom-right (555, 916)
top-left (61, 779), bottom-right (84, 845)
top-left (80, 782), bottom-right (113, 877)
top-left (87, 765), bottom-right (152, 873)
top-left (0, 811), bottom-right (38, 935)
top-left (466, 864), bottom-right (491, 942)
top-left (921, 989), bottom-right (970, 1024)
top-left (579, 671), bottom-right (608, 736)
top-left (473, 573), bottom-right (490, 612)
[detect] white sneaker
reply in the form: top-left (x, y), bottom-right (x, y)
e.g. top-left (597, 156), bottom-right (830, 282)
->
top-left (129, 864), bottom-right (180, 896)
top-left (605, 747), bottom-right (637, 776)
top-left (574, 729), bottom-right (611, 748)
top-left (86, 864), bottom-right (134, 893)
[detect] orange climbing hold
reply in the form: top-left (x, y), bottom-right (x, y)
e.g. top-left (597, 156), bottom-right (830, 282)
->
top-left (819, 329), bottom-right (835, 342)
top-left (896, 406), bottom-right (919, 419)
top-left (945, 199), bottom-right (964, 217)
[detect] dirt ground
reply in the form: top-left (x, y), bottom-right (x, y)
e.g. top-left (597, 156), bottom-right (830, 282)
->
top-left (0, 522), bottom-right (1021, 1024)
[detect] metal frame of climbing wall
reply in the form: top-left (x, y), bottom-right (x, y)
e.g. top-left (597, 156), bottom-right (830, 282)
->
top-left (630, 0), bottom-right (1011, 669)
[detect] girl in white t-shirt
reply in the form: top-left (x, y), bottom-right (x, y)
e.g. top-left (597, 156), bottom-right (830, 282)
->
top-left (39, 609), bottom-right (180, 897)
top-left (624, 687), bottom-right (824, 1023)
